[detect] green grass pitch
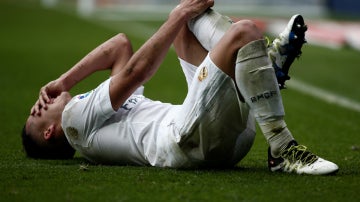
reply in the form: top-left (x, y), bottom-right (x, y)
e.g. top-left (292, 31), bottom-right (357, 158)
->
top-left (1, 1), bottom-right (359, 201)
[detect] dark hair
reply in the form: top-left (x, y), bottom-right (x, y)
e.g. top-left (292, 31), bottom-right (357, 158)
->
top-left (21, 125), bottom-right (75, 159)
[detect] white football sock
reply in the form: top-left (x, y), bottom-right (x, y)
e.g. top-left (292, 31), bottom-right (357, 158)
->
top-left (235, 39), bottom-right (294, 157)
top-left (187, 9), bottom-right (232, 51)
top-left (259, 120), bottom-right (294, 157)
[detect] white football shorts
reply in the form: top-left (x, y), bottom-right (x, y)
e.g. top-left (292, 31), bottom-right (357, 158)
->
top-left (174, 54), bottom-right (256, 167)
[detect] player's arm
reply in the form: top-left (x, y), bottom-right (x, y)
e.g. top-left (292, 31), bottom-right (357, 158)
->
top-left (31, 0), bottom-right (213, 114)
top-left (108, 0), bottom-right (214, 110)
top-left (31, 34), bottom-right (132, 115)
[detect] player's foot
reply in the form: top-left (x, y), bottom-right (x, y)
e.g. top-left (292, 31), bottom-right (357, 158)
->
top-left (268, 140), bottom-right (339, 175)
top-left (268, 14), bottom-right (307, 89)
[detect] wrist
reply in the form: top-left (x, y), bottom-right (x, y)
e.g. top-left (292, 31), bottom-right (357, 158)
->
top-left (170, 4), bottom-right (191, 23)
top-left (58, 74), bottom-right (72, 92)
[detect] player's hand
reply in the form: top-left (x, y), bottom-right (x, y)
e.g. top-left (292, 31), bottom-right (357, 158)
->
top-left (30, 79), bottom-right (66, 116)
top-left (176, 0), bottom-right (214, 20)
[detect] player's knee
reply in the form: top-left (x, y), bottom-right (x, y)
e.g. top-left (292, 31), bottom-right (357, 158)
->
top-left (228, 20), bottom-right (262, 46)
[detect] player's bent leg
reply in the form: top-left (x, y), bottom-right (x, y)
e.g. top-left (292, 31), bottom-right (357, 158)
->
top-left (207, 20), bottom-right (293, 159)
top-left (173, 21), bottom-right (265, 167)
top-left (173, 55), bottom-right (256, 168)
top-left (233, 24), bottom-right (338, 175)
top-left (235, 39), bottom-right (295, 156)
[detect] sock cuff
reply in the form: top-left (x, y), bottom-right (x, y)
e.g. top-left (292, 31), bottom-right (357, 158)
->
top-left (236, 39), bottom-right (268, 63)
top-left (188, 9), bottom-right (232, 51)
top-left (187, 9), bottom-right (223, 30)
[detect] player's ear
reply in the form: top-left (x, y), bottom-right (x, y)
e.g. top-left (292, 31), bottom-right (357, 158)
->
top-left (43, 124), bottom-right (56, 140)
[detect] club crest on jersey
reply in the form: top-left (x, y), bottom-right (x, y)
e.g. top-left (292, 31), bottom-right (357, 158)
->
top-left (198, 66), bottom-right (208, 81)
top-left (66, 127), bottom-right (79, 140)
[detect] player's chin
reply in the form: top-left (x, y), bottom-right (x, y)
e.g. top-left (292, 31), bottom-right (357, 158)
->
top-left (56, 92), bottom-right (72, 104)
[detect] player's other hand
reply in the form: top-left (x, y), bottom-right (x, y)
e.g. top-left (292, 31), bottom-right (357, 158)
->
top-left (176, 0), bottom-right (214, 20)
top-left (30, 79), bottom-right (67, 116)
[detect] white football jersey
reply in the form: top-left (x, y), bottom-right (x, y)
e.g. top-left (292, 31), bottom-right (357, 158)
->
top-left (62, 78), bottom-right (189, 167)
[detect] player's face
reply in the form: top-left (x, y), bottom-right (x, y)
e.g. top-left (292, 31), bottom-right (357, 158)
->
top-left (47, 92), bottom-right (72, 114)
top-left (26, 92), bottom-right (71, 143)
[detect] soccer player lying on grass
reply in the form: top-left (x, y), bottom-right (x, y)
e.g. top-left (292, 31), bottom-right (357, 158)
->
top-left (22, 0), bottom-right (338, 175)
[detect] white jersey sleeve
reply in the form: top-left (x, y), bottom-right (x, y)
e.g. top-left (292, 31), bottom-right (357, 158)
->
top-left (62, 78), bottom-right (115, 152)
